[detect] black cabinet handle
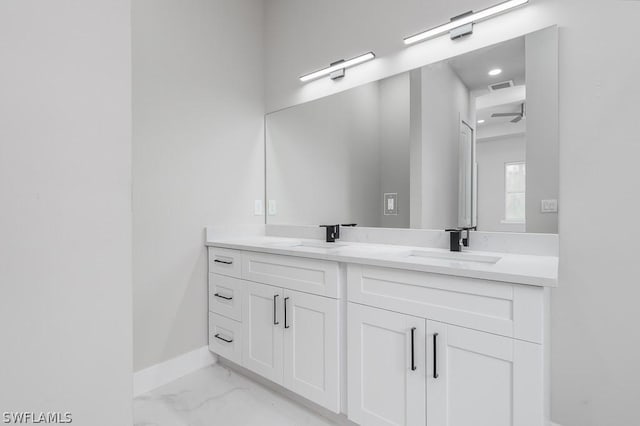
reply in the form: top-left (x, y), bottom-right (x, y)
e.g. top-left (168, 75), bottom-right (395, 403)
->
top-left (433, 333), bottom-right (439, 379)
top-left (284, 297), bottom-right (290, 329)
top-left (214, 259), bottom-right (233, 265)
top-left (214, 333), bottom-right (233, 343)
top-left (411, 327), bottom-right (417, 371)
top-left (214, 293), bottom-right (232, 301)
top-left (273, 294), bottom-right (279, 325)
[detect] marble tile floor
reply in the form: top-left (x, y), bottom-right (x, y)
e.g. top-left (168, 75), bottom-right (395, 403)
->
top-left (134, 364), bottom-right (337, 426)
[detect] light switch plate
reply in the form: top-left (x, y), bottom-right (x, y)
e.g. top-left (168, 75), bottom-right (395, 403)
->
top-left (268, 200), bottom-right (277, 216)
top-left (254, 199), bottom-right (263, 216)
top-left (541, 199), bottom-right (558, 213)
top-left (384, 193), bottom-right (398, 216)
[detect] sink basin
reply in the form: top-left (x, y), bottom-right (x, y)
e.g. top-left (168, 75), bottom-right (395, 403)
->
top-left (266, 240), bottom-right (346, 250)
top-left (407, 250), bottom-right (501, 264)
top-left (295, 241), bottom-right (346, 249)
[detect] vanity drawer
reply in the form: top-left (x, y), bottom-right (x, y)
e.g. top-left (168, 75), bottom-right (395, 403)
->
top-left (242, 251), bottom-right (339, 298)
top-left (209, 274), bottom-right (243, 322)
top-left (209, 313), bottom-right (242, 364)
top-left (209, 247), bottom-right (242, 278)
top-left (347, 264), bottom-right (543, 343)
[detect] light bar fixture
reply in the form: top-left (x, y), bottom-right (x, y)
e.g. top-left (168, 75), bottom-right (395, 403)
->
top-left (299, 52), bottom-right (376, 83)
top-left (403, 0), bottom-right (529, 45)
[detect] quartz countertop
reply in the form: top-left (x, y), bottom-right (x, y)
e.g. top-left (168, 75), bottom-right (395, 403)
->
top-left (206, 236), bottom-right (558, 287)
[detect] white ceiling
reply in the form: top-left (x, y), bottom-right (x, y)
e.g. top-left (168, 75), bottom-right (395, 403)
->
top-left (476, 101), bottom-right (524, 123)
top-left (446, 35), bottom-right (526, 132)
top-left (448, 36), bottom-right (526, 92)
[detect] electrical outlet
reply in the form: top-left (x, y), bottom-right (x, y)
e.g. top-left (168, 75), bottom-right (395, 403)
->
top-left (540, 199), bottom-right (558, 213)
top-left (254, 200), bottom-right (263, 216)
top-left (268, 200), bottom-right (277, 216)
top-left (384, 193), bottom-right (398, 215)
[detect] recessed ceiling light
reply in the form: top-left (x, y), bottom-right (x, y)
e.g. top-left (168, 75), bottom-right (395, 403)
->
top-left (477, 119), bottom-right (485, 124)
top-left (488, 68), bottom-right (502, 76)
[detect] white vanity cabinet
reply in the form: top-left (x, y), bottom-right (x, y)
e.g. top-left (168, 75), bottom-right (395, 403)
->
top-left (282, 288), bottom-right (340, 410)
top-left (347, 264), bottom-right (548, 426)
top-left (208, 247), bottom-right (342, 413)
top-left (347, 303), bottom-right (426, 426)
top-left (208, 242), bottom-right (552, 425)
top-left (241, 281), bottom-right (284, 382)
top-left (426, 321), bottom-right (543, 426)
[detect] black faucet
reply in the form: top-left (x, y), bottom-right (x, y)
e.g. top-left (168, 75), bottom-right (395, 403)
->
top-left (319, 225), bottom-right (340, 242)
top-left (445, 227), bottom-right (476, 252)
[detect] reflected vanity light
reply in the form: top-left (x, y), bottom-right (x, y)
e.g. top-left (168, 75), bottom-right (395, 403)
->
top-left (403, 0), bottom-right (529, 45)
top-left (299, 52), bottom-right (376, 83)
top-left (477, 119), bottom-right (485, 124)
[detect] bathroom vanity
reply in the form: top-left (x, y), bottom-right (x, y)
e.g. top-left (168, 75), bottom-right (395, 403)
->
top-left (206, 24), bottom-right (560, 426)
top-left (206, 231), bottom-right (556, 426)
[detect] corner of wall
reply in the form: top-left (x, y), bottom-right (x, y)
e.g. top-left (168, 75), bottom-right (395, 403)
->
top-left (133, 346), bottom-right (217, 397)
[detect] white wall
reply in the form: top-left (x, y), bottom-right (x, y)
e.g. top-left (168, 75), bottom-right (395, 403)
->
top-left (132, 0), bottom-right (265, 371)
top-left (378, 73), bottom-right (411, 228)
top-left (525, 26), bottom-right (559, 233)
top-left (0, 1), bottom-right (132, 424)
top-left (267, 83), bottom-right (381, 226)
top-left (266, 74), bottom-right (411, 228)
top-left (264, 1), bottom-right (640, 424)
top-left (476, 135), bottom-right (527, 232)
top-left (412, 62), bottom-right (470, 229)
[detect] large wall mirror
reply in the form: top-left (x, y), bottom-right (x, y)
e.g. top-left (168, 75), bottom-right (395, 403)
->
top-left (266, 26), bottom-right (558, 233)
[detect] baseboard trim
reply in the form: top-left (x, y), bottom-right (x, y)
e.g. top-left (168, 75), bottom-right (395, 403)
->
top-left (133, 346), bottom-right (217, 397)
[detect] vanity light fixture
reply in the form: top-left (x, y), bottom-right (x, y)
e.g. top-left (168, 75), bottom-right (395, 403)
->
top-left (403, 0), bottom-right (529, 45)
top-left (299, 52), bottom-right (376, 83)
top-left (477, 119), bottom-right (485, 124)
top-left (488, 68), bottom-right (503, 76)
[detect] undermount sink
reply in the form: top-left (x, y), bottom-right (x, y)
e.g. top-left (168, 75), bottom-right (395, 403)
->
top-left (266, 240), bottom-right (346, 249)
top-left (296, 241), bottom-right (346, 249)
top-left (407, 250), bottom-right (501, 264)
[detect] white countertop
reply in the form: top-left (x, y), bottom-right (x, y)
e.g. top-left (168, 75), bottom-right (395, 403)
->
top-left (206, 236), bottom-right (558, 287)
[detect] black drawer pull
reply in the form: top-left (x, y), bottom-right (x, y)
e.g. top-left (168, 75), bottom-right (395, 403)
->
top-left (433, 333), bottom-right (439, 379)
top-left (214, 333), bottom-right (233, 343)
top-left (214, 259), bottom-right (233, 265)
top-left (284, 297), bottom-right (290, 329)
top-left (214, 293), bottom-right (232, 301)
top-left (273, 294), bottom-right (279, 325)
top-left (411, 327), bottom-right (417, 371)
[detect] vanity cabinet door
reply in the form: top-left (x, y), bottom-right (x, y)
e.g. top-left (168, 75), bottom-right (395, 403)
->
top-left (242, 282), bottom-right (284, 384)
top-left (348, 303), bottom-right (426, 426)
top-left (427, 321), bottom-right (543, 426)
top-left (282, 289), bottom-right (340, 413)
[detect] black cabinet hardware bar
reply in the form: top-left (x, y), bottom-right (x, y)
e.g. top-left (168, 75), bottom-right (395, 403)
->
top-left (411, 327), bottom-right (417, 371)
top-left (214, 259), bottom-right (233, 265)
top-left (214, 333), bottom-right (233, 343)
top-left (433, 333), bottom-right (439, 379)
top-left (284, 297), bottom-right (290, 329)
top-left (214, 293), bottom-right (232, 301)
top-left (273, 294), bottom-right (279, 325)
